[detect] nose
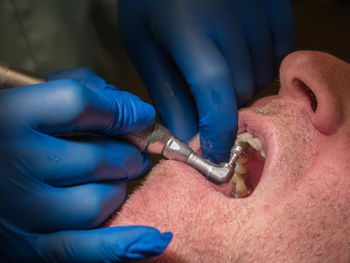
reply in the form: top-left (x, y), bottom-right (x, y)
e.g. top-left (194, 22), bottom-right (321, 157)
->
top-left (279, 51), bottom-right (350, 135)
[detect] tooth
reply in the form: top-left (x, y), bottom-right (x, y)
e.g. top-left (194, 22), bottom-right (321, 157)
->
top-left (233, 173), bottom-right (249, 198)
top-left (231, 173), bottom-right (238, 187)
top-left (247, 137), bottom-right (263, 151)
top-left (237, 153), bottom-right (249, 164)
top-left (232, 174), bottom-right (237, 184)
top-left (234, 163), bottom-right (247, 174)
top-left (237, 132), bottom-right (253, 142)
top-left (260, 149), bottom-right (266, 159)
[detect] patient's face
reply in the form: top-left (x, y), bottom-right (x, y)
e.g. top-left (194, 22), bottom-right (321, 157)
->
top-left (109, 51), bottom-right (350, 262)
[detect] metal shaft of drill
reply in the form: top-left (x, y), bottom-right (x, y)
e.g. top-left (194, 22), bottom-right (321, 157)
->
top-left (0, 61), bottom-right (47, 90)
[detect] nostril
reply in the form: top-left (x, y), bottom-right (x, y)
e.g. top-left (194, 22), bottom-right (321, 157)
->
top-left (279, 51), bottom-right (345, 135)
top-left (294, 78), bottom-right (318, 113)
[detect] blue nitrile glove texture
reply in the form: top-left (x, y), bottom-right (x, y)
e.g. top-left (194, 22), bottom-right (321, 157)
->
top-left (0, 68), bottom-right (172, 262)
top-left (118, 0), bottom-right (295, 163)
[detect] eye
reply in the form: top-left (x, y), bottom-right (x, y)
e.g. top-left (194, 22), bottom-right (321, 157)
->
top-left (294, 78), bottom-right (318, 112)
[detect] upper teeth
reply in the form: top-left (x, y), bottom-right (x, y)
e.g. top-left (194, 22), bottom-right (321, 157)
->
top-left (237, 132), bottom-right (253, 141)
top-left (231, 132), bottom-right (266, 198)
top-left (237, 132), bottom-right (265, 159)
top-left (234, 163), bottom-right (247, 174)
top-left (247, 138), bottom-right (263, 151)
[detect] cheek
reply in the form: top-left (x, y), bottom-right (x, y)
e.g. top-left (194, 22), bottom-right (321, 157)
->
top-left (108, 160), bottom-right (254, 262)
top-left (313, 164), bottom-right (350, 205)
top-left (308, 139), bottom-right (350, 204)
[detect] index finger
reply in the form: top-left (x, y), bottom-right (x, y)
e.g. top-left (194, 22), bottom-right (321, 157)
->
top-left (2, 78), bottom-right (155, 136)
top-left (153, 15), bottom-right (237, 163)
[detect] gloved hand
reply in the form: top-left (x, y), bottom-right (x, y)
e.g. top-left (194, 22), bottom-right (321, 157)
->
top-left (0, 68), bottom-right (172, 262)
top-left (118, 0), bottom-right (295, 163)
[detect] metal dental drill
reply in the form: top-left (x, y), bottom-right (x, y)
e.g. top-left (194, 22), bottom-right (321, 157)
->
top-left (124, 124), bottom-right (249, 184)
top-left (0, 61), bottom-right (249, 185)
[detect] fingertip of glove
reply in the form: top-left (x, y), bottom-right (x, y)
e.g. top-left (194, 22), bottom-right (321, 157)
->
top-left (199, 114), bottom-right (237, 163)
top-left (129, 100), bottom-right (156, 132)
top-left (160, 232), bottom-right (173, 245)
top-left (102, 88), bottom-right (156, 134)
top-left (199, 132), bottom-right (230, 163)
top-left (149, 231), bottom-right (173, 254)
top-left (127, 231), bottom-right (173, 256)
top-left (142, 153), bottom-right (153, 172)
top-left (130, 153), bottom-right (153, 180)
top-left (202, 148), bottom-right (230, 164)
top-left (139, 101), bottom-right (156, 127)
top-left (119, 90), bottom-right (156, 131)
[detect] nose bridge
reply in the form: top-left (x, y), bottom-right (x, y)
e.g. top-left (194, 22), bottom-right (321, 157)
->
top-left (279, 51), bottom-right (349, 135)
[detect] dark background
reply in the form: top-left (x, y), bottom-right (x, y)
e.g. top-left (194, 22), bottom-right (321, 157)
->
top-left (257, 0), bottom-right (350, 97)
top-left (293, 0), bottom-right (349, 62)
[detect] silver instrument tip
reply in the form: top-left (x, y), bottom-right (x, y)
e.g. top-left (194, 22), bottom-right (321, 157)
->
top-left (227, 140), bottom-right (250, 167)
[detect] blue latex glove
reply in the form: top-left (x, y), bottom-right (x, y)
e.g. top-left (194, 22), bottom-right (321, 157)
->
top-left (0, 68), bottom-right (172, 262)
top-left (118, 0), bottom-right (295, 163)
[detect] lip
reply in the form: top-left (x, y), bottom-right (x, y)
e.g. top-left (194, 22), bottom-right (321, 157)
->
top-left (236, 108), bottom-right (275, 197)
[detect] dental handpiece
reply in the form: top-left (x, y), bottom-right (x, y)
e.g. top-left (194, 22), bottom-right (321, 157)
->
top-left (0, 61), bottom-right (248, 185)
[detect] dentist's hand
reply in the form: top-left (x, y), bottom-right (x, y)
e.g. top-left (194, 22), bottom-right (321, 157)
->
top-left (118, 0), bottom-right (295, 163)
top-left (0, 68), bottom-right (172, 262)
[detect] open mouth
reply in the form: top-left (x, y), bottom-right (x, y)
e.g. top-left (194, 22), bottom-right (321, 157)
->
top-left (231, 131), bottom-right (267, 198)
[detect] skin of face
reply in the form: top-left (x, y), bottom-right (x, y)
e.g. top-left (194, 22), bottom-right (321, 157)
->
top-left (108, 51), bottom-right (350, 262)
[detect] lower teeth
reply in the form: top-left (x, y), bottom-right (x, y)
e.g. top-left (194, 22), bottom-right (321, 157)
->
top-left (232, 157), bottom-right (251, 198)
top-left (231, 132), bottom-right (265, 198)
